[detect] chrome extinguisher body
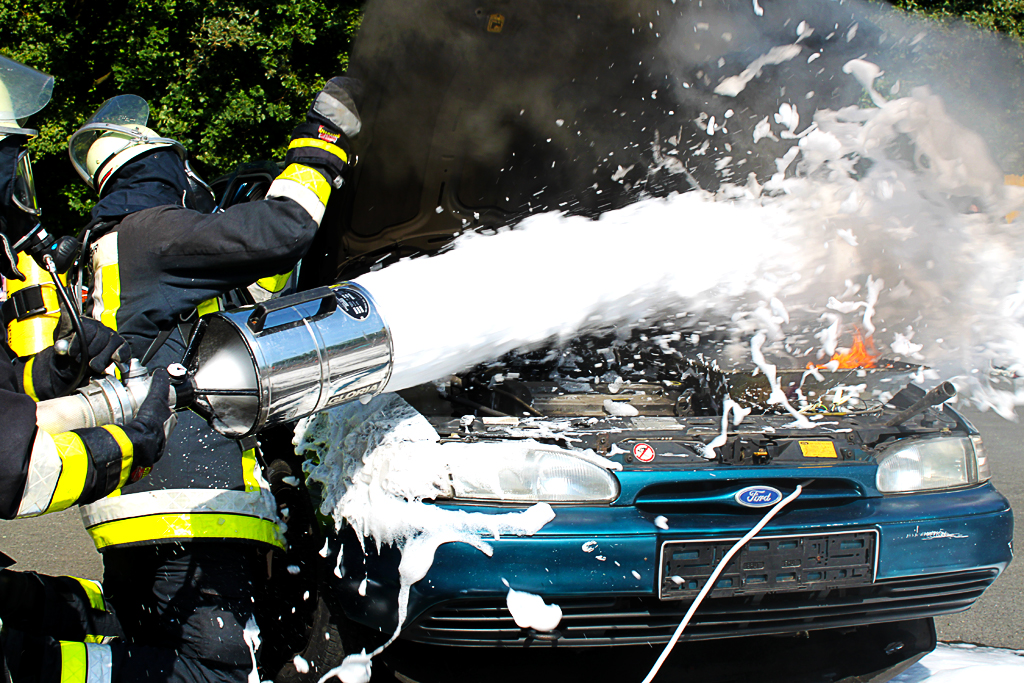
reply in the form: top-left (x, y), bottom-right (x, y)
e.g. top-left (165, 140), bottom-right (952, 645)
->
top-left (184, 282), bottom-right (393, 438)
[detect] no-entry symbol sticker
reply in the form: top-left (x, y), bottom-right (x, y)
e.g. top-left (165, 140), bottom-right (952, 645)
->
top-left (633, 442), bottom-right (656, 462)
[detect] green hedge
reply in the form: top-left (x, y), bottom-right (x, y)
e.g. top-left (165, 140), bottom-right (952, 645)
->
top-left (890, 0), bottom-right (1024, 39)
top-left (0, 0), bottom-right (361, 233)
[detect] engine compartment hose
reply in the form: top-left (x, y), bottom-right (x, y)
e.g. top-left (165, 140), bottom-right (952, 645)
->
top-left (640, 482), bottom-right (809, 683)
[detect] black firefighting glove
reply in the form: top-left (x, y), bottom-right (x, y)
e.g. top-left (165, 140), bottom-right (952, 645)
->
top-left (121, 368), bottom-right (175, 477)
top-left (285, 77), bottom-right (363, 187)
top-left (73, 369), bottom-right (176, 497)
top-left (20, 318), bottom-right (131, 400)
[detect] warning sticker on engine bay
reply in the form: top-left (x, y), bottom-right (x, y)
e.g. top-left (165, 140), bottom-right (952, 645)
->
top-left (798, 441), bottom-right (838, 458)
top-left (633, 442), bottom-right (656, 462)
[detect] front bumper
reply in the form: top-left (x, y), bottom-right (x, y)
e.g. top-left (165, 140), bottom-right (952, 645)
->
top-left (330, 483), bottom-right (1012, 645)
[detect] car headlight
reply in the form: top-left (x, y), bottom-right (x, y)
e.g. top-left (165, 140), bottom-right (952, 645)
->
top-left (436, 441), bottom-right (620, 503)
top-left (876, 435), bottom-right (991, 494)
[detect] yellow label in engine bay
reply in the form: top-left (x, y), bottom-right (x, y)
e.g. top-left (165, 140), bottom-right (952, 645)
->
top-left (798, 441), bottom-right (838, 458)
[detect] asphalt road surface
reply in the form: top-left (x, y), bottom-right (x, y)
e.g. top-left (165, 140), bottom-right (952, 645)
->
top-left (1, 408), bottom-right (1020, 652)
top-left (932, 407), bottom-right (1022, 649)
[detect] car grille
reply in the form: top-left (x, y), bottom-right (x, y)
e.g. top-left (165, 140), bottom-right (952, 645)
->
top-left (403, 568), bottom-right (998, 647)
top-left (634, 478), bottom-right (867, 511)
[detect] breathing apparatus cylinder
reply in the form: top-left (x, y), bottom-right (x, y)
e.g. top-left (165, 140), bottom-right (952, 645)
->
top-left (3, 251), bottom-right (65, 357)
top-left (184, 282), bottom-right (393, 438)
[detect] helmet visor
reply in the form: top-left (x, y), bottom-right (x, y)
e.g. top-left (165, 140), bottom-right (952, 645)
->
top-left (69, 95), bottom-right (151, 186)
top-left (85, 93), bottom-right (150, 128)
top-left (0, 56), bottom-right (54, 127)
top-left (11, 150), bottom-right (39, 216)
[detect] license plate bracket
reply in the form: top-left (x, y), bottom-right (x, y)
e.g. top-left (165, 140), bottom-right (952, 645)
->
top-left (659, 530), bottom-right (877, 600)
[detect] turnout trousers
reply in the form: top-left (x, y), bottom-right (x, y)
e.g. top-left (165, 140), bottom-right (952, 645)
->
top-left (1, 544), bottom-right (265, 683)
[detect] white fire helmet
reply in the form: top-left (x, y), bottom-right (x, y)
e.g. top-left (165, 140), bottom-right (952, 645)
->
top-left (0, 55), bottom-right (54, 140)
top-left (69, 94), bottom-right (186, 195)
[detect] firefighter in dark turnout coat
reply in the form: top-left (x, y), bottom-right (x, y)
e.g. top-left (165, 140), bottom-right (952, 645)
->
top-left (0, 57), bottom-right (175, 681)
top-left (11, 80), bottom-right (359, 682)
top-left (0, 60), bottom-right (172, 524)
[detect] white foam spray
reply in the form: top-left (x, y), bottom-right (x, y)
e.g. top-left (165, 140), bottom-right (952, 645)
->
top-left (364, 194), bottom-right (804, 392)
top-left (351, 62), bottom-right (1024, 417)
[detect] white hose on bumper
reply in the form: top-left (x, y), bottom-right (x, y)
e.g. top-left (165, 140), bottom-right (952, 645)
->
top-left (641, 483), bottom-right (807, 683)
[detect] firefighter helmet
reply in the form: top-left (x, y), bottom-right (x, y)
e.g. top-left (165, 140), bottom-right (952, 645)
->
top-left (0, 55), bottom-right (53, 139)
top-left (69, 94), bottom-right (186, 195)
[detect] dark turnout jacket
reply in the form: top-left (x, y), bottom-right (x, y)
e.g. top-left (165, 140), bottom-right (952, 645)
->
top-left (79, 152), bottom-right (335, 552)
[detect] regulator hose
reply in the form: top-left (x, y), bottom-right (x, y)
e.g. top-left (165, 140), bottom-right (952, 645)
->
top-left (41, 253), bottom-right (89, 395)
top-left (640, 482), bottom-right (810, 683)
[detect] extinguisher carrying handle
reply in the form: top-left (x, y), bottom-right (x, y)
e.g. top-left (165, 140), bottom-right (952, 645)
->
top-left (245, 286), bottom-right (337, 333)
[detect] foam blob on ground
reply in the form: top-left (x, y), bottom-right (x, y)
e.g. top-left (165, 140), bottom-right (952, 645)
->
top-left (894, 643), bottom-right (1024, 682)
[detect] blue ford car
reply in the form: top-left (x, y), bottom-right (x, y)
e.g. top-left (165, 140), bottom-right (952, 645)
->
top-left (320, 356), bottom-right (1011, 658)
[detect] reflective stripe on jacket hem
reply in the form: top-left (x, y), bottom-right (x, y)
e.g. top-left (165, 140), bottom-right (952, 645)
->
top-left (80, 487), bottom-right (278, 527)
top-left (85, 512), bottom-right (284, 550)
top-left (59, 641), bottom-right (113, 683)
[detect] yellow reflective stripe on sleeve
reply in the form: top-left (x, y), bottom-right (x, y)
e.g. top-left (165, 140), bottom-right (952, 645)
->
top-left (87, 513), bottom-right (285, 550)
top-left (196, 297), bottom-right (222, 317)
top-left (90, 235), bottom-right (121, 333)
top-left (46, 432), bottom-right (90, 514)
top-left (266, 163), bottom-right (332, 225)
top-left (23, 355), bottom-right (39, 402)
top-left (71, 577), bottom-right (106, 612)
top-left (270, 162), bottom-right (329, 205)
top-left (241, 448), bottom-right (259, 493)
top-left (100, 425), bottom-right (134, 489)
top-left (288, 137), bottom-right (349, 164)
top-left (255, 271), bottom-right (292, 294)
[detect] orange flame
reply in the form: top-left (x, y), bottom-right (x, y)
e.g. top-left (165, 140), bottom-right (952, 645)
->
top-left (812, 330), bottom-right (879, 370)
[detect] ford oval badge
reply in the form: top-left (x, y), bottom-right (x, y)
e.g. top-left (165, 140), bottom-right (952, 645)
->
top-left (735, 485), bottom-right (783, 508)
